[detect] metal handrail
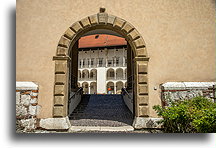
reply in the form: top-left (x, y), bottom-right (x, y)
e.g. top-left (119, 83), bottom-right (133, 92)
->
top-left (122, 87), bottom-right (132, 99)
top-left (69, 87), bottom-right (83, 103)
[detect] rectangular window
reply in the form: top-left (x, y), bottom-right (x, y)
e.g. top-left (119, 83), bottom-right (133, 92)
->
top-left (116, 57), bottom-right (119, 66)
top-left (87, 59), bottom-right (90, 67)
top-left (91, 58), bottom-right (94, 66)
top-left (79, 60), bottom-right (82, 67)
top-left (108, 60), bottom-right (112, 67)
top-left (83, 59), bottom-right (85, 67)
top-left (99, 58), bottom-right (103, 67)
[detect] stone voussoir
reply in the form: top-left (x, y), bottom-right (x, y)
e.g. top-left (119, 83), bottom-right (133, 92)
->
top-left (70, 22), bottom-right (83, 33)
top-left (80, 17), bottom-right (91, 28)
top-left (133, 37), bottom-right (145, 48)
top-left (113, 17), bottom-right (126, 29)
top-left (128, 29), bottom-right (140, 40)
top-left (136, 47), bottom-right (147, 57)
top-left (56, 46), bottom-right (68, 56)
top-left (122, 22), bottom-right (134, 34)
top-left (58, 36), bottom-right (71, 48)
top-left (98, 12), bottom-right (108, 24)
top-left (64, 28), bottom-right (75, 40)
top-left (89, 14), bottom-right (98, 25)
top-left (107, 14), bottom-right (116, 26)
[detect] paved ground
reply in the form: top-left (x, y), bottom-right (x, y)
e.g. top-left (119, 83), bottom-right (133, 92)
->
top-left (69, 94), bottom-right (134, 127)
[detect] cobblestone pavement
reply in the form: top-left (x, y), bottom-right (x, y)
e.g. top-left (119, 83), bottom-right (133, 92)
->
top-left (69, 94), bottom-right (134, 127)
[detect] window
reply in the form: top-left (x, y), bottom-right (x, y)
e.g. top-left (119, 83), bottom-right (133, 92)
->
top-left (116, 57), bottom-right (119, 66)
top-left (110, 71), bottom-right (115, 77)
top-left (91, 58), bottom-right (94, 66)
top-left (108, 60), bottom-right (112, 67)
top-left (87, 59), bottom-right (90, 67)
top-left (79, 60), bottom-right (82, 67)
top-left (83, 59), bottom-right (85, 67)
top-left (99, 58), bottom-right (103, 67)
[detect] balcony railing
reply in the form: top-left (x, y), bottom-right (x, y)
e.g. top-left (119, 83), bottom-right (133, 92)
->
top-left (79, 61), bottom-right (126, 68)
top-left (107, 77), bottom-right (127, 80)
top-left (78, 77), bottom-right (97, 81)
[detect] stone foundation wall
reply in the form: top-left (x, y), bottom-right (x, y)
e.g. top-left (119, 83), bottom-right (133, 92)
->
top-left (161, 82), bottom-right (216, 106)
top-left (16, 82), bottom-right (41, 132)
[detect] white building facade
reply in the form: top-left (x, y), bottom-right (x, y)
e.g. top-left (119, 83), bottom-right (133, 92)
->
top-left (78, 43), bottom-right (127, 94)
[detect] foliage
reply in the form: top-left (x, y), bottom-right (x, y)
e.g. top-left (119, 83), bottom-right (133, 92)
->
top-left (153, 96), bottom-right (216, 133)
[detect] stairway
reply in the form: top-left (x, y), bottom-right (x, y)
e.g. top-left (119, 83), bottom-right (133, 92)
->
top-left (69, 94), bottom-right (133, 127)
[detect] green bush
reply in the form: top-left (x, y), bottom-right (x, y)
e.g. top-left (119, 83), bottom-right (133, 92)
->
top-left (153, 96), bottom-right (216, 133)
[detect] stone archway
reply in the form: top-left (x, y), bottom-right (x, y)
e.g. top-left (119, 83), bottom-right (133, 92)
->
top-left (53, 8), bottom-right (149, 123)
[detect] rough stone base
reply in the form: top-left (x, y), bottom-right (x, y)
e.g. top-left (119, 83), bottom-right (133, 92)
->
top-left (39, 117), bottom-right (71, 130)
top-left (133, 117), bottom-right (163, 129)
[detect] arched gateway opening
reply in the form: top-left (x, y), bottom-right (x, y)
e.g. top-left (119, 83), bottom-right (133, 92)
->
top-left (53, 8), bottom-right (149, 128)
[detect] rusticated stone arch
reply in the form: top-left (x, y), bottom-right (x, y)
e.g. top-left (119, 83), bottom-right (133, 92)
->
top-left (53, 9), bottom-right (149, 118)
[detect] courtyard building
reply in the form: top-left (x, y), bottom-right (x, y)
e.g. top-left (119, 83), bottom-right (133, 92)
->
top-left (78, 34), bottom-right (127, 94)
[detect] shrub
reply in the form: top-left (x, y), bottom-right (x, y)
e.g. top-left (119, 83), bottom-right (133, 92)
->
top-left (153, 96), bottom-right (216, 133)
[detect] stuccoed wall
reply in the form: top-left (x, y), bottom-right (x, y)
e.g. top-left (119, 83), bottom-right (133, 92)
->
top-left (16, 0), bottom-right (215, 118)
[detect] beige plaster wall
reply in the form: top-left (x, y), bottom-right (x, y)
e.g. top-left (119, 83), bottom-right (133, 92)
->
top-left (16, 0), bottom-right (215, 118)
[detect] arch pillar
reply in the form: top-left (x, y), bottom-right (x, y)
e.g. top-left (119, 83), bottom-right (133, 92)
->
top-left (133, 57), bottom-right (149, 117)
top-left (52, 56), bottom-right (71, 117)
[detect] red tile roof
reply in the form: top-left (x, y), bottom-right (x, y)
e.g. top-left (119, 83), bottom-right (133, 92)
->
top-left (79, 34), bottom-right (127, 48)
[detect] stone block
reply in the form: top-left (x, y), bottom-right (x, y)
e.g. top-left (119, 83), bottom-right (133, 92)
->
top-left (20, 118), bottom-right (37, 131)
top-left (80, 17), bottom-right (91, 28)
top-left (21, 95), bottom-right (31, 106)
top-left (138, 74), bottom-right (147, 84)
top-left (138, 95), bottom-right (149, 105)
top-left (16, 92), bottom-right (20, 105)
top-left (58, 36), bottom-right (71, 48)
top-left (30, 92), bottom-right (38, 96)
top-left (53, 106), bottom-right (64, 117)
top-left (138, 63), bottom-right (147, 74)
top-left (107, 15), bottom-right (116, 25)
top-left (70, 22), bottom-right (82, 33)
top-left (98, 13), bottom-right (108, 24)
top-left (29, 105), bottom-right (37, 116)
top-left (139, 106), bottom-right (149, 117)
top-left (128, 29), bottom-right (139, 40)
top-left (54, 85), bottom-right (65, 95)
top-left (56, 46), bottom-right (68, 56)
top-left (55, 74), bottom-right (66, 84)
top-left (113, 17), bottom-right (125, 29)
top-left (54, 96), bottom-right (64, 105)
top-left (89, 14), bottom-right (98, 25)
top-left (133, 37), bottom-right (145, 48)
top-left (16, 104), bottom-right (28, 116)
top-left (138, 84), bottom-right (148, 95)
top-left (39, 117), bottom-right (71, 129)
top-left (64, 28), bottom-right (75, 40)
top-left (55, 61), bottom-right (67, 73)
top-left (136, 47), bottom-right (147, 57)
top-left (122, 22), bottom-right (134, 34)
top-left (133, 117), bottom-right (163, 129)
top-left (30, 98), bottom-right (37, 104)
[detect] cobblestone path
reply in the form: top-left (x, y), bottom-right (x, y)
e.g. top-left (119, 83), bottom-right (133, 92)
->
top-left (69, 94), bottom-right (133, 127)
